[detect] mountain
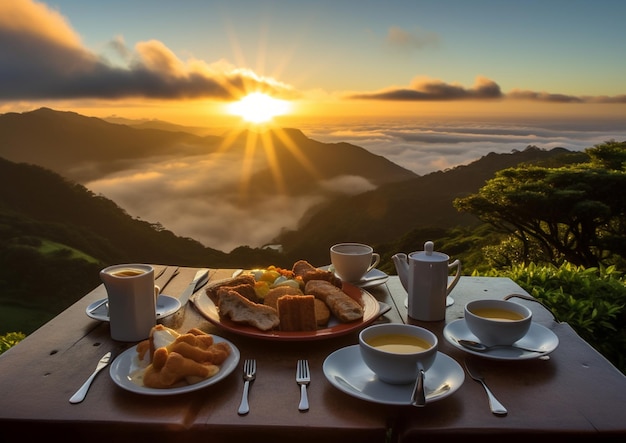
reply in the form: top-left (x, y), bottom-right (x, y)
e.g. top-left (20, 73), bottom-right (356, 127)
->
top-left (0, 108), bottom-right (417, 190)
top-left (277, 146), bottom-right (580, 265)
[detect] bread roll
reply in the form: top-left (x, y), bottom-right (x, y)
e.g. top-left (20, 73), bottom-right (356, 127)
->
top-left (305, 279), bottom-right (363, 322)
top-left (217, 289), bottom-right (280, 331)
top-left (205, 274), bottom-right (257, 303)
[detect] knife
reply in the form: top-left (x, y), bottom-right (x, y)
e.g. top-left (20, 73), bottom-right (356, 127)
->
top-left (178, 269), bottom-right (210, 305)
top-left (69, 352), bottom-right (112, 404)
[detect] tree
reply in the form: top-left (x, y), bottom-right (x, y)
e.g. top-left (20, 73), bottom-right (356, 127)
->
top-left (454, 141), bottom-right (626, 268)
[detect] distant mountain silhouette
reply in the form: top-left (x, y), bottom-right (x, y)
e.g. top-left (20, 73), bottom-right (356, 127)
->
top-left (0, 108), bottom-right (417, 191)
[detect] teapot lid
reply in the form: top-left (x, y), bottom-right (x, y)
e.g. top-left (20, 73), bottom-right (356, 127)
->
top-left (410, 241), bottom-right (449, 262)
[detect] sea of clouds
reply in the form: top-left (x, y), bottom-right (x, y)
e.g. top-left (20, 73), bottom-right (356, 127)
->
top-left (86, 116), bottom-right (626, 253)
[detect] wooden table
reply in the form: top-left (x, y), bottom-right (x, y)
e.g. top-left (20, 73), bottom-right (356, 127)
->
top-left (0, 267), bottom-right (624, 443)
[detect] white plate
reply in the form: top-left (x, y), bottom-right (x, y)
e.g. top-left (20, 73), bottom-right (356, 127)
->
top-left (444, 318), bottom-right (559, 360)
top-left (86, 295), bottom-right (182, 322)
top-left (109, 335), bottom-right (240, 395)
top-left (321, 265), bottom-right (389, 288)
top-left (323, 345), bottom-right (464, 405)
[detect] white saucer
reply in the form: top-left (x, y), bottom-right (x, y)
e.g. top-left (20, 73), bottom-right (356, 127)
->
top-left (86, 295), bottom-right (182, 322)
top-left (323, 345), bottom-right (464, 405)
top-left (444, 318), bottom-right (559, 360)
top-left (321, 265), bottom-right (389, 288)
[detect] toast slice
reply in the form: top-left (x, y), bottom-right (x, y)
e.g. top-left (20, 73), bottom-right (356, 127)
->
top-left (276, 295), bottom-right (317, 331)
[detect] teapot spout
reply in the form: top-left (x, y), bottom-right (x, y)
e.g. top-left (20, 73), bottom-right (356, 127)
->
top-left (392, 253), bottom-right (409, 292)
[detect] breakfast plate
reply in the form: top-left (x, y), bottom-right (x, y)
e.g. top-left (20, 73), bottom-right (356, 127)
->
top-left (323, 345), bottom-right (464, 405)
top-left (321, 265), bottom-right (389, 288)
top-left (86, 295), bottom-right (181, 322)
top-left (443, 318), bottom-right (559, 360)
top-left (191, 282), bottom-right (381, 341)
top-left (109, 335), bottom-right (240, 395)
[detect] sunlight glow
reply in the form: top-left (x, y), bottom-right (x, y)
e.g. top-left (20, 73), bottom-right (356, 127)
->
top-left (227, 92), bottom-right (291, 124)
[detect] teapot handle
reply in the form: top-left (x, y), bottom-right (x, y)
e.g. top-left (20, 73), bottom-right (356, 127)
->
top-left (446, 259), bottom-right (462, 295)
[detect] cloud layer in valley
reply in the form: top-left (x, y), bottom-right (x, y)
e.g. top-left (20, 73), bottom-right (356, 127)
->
top-left (82, 115), bottom-right (626, 252)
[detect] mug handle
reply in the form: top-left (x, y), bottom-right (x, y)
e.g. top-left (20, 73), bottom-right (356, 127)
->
top-left (446, 259), bottom-right (462, 295)
top-left (366, 253), bottom-right (381, 273)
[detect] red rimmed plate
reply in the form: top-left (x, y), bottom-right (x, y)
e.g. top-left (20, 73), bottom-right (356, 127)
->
top-left (190, 281), bottom-right (381, 341)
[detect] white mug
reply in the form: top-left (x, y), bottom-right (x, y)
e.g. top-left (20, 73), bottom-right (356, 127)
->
top-left (100, 264), bottom-right (156, 342)
top-left (330, 243), bottom-right (381, 283)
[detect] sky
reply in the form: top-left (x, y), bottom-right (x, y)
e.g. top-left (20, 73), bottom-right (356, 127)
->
top-left (2, 0), bottom-right (626, 252)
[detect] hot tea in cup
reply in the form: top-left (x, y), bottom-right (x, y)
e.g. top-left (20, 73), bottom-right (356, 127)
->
top-left (359, 324), bottom-right (438, 384)
top-left (464, 299), bottom-right (532, 346)
top-left (100, 263), bottom-right (156, 342)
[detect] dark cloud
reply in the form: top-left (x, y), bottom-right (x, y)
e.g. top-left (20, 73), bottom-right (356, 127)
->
top-left (347, 76), bottom-right (503, 101)
top-left (347, 77), bottom-right (626, 104)
top-left (0, 1), bottom-right (295, 101)
top-left (508, 90), bottom-right (583, 103)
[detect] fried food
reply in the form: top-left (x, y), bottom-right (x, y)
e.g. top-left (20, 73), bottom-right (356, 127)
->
top-left (137, 326), bottom-right (231, 389)
top-left (313, 298), bottom-right (331, 327)
top-left (305, 279), bottom-right (364, 323)
top-left (292, 259), bottom-right (342, 287)
top-left (143, 350), bottom-right (220, 389)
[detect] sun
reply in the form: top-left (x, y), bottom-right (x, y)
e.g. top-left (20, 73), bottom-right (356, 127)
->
top-left (227, 92), bottom-right (291, 124)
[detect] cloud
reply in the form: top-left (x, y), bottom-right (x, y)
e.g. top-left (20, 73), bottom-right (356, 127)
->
top-left (85, 150), bottom-right (328, 252)
top-left (346, 76), bottom-right (503, 101)
top-left (509, 89), bottom-right (626, 104)
top-left (346, 76), bottom-right (626, 104)
top-left (0, 0), bottom-right (296, 101)
top-left (385, 26), bottom-right (440, 50)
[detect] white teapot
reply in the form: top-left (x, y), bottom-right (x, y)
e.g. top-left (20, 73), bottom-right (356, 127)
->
top-left (392, 241), bottom-right (461, 321)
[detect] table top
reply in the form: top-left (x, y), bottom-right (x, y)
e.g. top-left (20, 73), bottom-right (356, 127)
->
top-left (1, 266), bottom-right (625, 443)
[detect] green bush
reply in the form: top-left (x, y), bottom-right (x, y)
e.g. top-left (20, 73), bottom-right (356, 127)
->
top-left (0, 332), bottom-right (25, 354)
top-left (478, 262), bottom-right (626, 374)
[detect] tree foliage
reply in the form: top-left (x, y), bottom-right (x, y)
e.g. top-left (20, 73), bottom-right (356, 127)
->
top-left (454, 141), bottom-right (626, 268)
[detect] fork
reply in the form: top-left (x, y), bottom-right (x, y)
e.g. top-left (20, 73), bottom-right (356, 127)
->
top-left (237, 359), bottom-right (256, 415)
top-left (464, 359), bottom-right (507, 416)
top-left (296, 359), bottom-right (310, 412)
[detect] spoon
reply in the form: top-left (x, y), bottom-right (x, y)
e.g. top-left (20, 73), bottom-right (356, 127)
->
top-left (410, 368), bottom-right (426, 407)
top-left (458, 339), bottom-right (545, 354)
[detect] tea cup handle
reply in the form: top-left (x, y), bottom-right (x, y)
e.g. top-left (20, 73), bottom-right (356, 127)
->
top-left (366, 253), bottom-right (381, 273)
top-left (446, 259), bottom-right (462, 295)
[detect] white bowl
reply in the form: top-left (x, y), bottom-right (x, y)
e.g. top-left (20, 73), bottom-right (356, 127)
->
top-left (464, 299), bottom-right (532, 346)
top-left (359, 324), bottom-right (438, 384)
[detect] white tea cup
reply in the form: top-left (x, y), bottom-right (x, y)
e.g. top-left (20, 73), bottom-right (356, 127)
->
top-left (100, 264), bottom-right (157, 342)
top-left (330, 243), bottom-right (380, 283)
top-left (359, 324), bottom-right (438, 384)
